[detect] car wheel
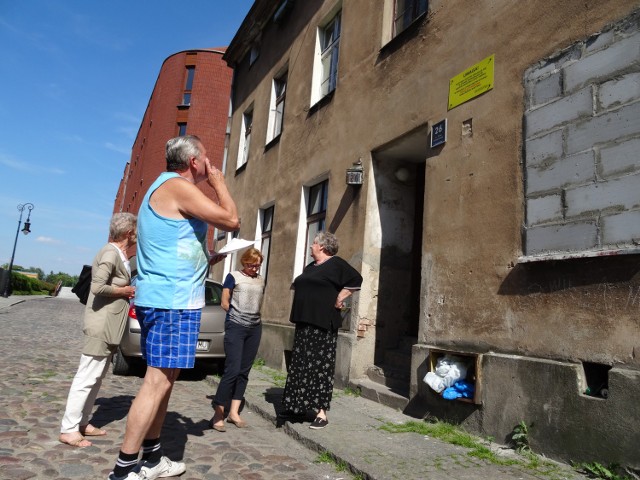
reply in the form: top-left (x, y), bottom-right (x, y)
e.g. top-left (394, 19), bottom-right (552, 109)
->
top-left (112, 348), bottom-right (134, 376)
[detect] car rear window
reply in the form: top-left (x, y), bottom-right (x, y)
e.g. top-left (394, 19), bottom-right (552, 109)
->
top-left (205, 282), bottom-right (222, 306)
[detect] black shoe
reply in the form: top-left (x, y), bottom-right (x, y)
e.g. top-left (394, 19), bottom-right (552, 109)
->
top-left (309, 417), bottom-right (328, 429)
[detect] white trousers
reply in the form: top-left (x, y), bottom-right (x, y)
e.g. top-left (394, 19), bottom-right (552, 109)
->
top-left (60, 354), bottom-right (110, 433)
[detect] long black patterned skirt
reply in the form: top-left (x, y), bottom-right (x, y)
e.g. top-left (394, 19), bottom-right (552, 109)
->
top-left (281, 323), bottom-right (337, 414)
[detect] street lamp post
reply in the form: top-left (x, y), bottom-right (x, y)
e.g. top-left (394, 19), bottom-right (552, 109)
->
top-left (2, 203), bottom-right (35, 298)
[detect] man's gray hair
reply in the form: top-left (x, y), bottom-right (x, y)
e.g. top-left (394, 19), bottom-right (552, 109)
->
top-left (314, 231), bottom-right (339, 256)
top-left (166, 135), bottom-right (202, 171)
top-left (109, 213), bottom-right (137, 241)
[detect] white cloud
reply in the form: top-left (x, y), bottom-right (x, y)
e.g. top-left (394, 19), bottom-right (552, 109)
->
top-left (0, 151), bottom-right (65, 175)
top-left (104, 142), bottom-right (131, 155)
top-left (36, 236), bottom-right (63, 245)
top-left (0, 153), bottom-right (31, 172)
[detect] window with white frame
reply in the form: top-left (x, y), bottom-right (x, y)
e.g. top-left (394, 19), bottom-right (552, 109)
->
top-left (394, 0), bottom-right (428, 37)
top-left (237, 108), bottom-right (253, 170)
top-left (310, 9), bottom-right (341, 105)
top-left (305, 180), bottom-right (328, 265)
top-left (258, 205), bottom-right (274, 280)
top-left (266, 72), bottom-right (287, 144)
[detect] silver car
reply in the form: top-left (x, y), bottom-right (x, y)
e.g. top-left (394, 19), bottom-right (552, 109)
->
top-left (112, 279), bottom-right (227, 375)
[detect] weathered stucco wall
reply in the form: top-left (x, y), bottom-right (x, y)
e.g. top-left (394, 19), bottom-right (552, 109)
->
top-left (222, 0), bottom-right (640, 466)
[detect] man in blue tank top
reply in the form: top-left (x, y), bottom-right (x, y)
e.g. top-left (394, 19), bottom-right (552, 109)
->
top-left (108, 135), bottom-right (239, 480)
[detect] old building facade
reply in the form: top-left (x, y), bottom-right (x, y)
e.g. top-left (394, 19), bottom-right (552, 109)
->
top-left (216, 0), bottom-right (640, 467)
top-left (113, 48), bottom-right (233, 253)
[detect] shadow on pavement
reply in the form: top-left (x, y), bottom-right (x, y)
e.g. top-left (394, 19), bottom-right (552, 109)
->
top-left (92, 394), bottom-right (134, 430)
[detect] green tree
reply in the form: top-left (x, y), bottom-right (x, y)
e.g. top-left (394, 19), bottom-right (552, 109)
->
top-left (2, 263), bottom-right (25, 271)
top-left (45, 272), bottom-right (76, 287)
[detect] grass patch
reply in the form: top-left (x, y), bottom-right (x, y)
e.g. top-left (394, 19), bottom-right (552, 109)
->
top-left (253, 358), bottom-right (266, 367)
top-left (314, 451), bottom-right (364, 479)
top-left (572, 462), bottom-right (633, 480)
top-left (253, 361), bottom-right (287, 387)
top-left (343, 386), bottom-right (361, 397)
top-left (379, 420), bottom-right (570, 479)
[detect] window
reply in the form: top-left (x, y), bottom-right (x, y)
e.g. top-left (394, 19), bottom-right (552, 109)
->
top-left (311, 10), bottom-right (341, 105)
top-left (394, 0), bottom-right (428, 37)
top-left (178, 123), bottom-right (187, 136)
top-left (182, 66), bottom-right (195, 105)
top-left (266, 72), bottom-right (287, 143)
top-left (259, 205), bottom-right (274, 279)
top-left (305, 180), bottom-right (328, 265)
top-left (237, 108), bottom-right (253, 169)
top-left (249, 44), bottom-right (260, 66)
top-left (205, 282), bottom-right (222, 306)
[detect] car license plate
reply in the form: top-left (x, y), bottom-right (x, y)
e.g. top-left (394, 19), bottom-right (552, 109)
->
top-left (196, 340), bottom-right (209, 352)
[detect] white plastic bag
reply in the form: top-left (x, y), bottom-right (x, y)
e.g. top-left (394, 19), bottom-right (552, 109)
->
top-left (424, 354), bottom-right (469, 393)
top-left (423, 371), bottom-right (445, 393)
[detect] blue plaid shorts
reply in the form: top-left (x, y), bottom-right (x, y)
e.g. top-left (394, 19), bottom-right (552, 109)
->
top-left (136, 307), bottom-right (201, 369)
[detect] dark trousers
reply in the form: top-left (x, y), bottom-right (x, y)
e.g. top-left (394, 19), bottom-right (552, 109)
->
top-left (213, 320), bottom-right (262, 407)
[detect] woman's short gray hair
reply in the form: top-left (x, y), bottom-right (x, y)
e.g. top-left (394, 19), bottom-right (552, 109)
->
top-left (109, 213), bottom-right (137, 241)
top-left (166, 135), bottom-right (202, 171)
top-left (314, 231), bottom-right (339, 256)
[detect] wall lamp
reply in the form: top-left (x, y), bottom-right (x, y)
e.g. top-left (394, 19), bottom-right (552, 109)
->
top-left (394, 166), bottom-right (411, 183)
top-left (346, 159), bottom-right (364, 186)
top-left (1, 203), bottom-right (35, 297)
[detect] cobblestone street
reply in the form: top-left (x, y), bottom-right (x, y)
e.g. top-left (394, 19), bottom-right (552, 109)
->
top-left (0, 297), bottom-right (343, 480)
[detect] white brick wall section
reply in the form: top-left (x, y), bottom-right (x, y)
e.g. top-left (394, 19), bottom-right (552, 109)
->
top-left (602, 210), bottom-right (640, 245)
top-left (600, 137), bottom-right (640, 178)
top-left (565, 172), bottom-right (640, 217)
top-left (584, 30), bottom-right (615, 54)
top-left (525, 62), bottom-right (559, 82)
top-left (526, 221), bottom-right (598, 255)
top-left (599, 72), bottom-right (640, 110)
top-left (525, 129), bottom-right (564, 166)
top-left (564, 32), bottom-right (640, 92)
top-left (526, 194), bottom-right (563, 225)
top-left (529, 72), bottom-right (562, 108)
top-left (526, 150), bottom-right (594, 196)
top-left (525, 87), bottom-right (593, 138)
top-left (566, 101), bottom-right (640, 155)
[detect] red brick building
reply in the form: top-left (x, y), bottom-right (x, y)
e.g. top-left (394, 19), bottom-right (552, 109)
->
top-left (113, 48), bottom-right (233, 251)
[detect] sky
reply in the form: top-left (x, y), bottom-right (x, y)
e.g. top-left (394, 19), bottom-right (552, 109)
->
top-left (0, 0), bottom-right (254, 276)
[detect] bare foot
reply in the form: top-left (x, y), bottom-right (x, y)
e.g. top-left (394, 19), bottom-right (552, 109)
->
top-left (59, 432), bottom-right (92, 448)
top-left (80, 424), bottom-right (106, 436)
top-left (226, 416), bottom-right (248, 428)
top-left (210, 415), bottom-right (226, 432)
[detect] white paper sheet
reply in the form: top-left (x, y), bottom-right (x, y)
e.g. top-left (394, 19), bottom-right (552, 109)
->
top-left (217, 238), bottom-right (255, 254)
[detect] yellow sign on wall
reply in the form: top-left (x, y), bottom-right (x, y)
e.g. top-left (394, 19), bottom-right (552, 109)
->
top-left (448, 54), bottom-right (494, 110)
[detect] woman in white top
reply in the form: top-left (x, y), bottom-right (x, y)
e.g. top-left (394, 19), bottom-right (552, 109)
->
top-left (210, 247), bottom-right (265, 431)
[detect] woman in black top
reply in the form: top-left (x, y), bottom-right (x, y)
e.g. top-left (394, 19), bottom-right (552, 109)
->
top-left (281, 231), bottom-right (362, 429)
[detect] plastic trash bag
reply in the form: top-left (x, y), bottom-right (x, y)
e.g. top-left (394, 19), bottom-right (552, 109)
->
top-left (442, 380), bottom-right (475, 400)
top-left (423, 355), bottom-right (470, 393)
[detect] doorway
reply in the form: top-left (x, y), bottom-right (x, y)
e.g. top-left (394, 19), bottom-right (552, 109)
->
top-left (366, 127), bottom-right (428, 397)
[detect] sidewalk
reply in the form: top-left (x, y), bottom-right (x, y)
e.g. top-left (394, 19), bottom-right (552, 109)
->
top-left (206, 367), bottom-right (585, 480)
top-left (0, 293), bottom-right (50, 310)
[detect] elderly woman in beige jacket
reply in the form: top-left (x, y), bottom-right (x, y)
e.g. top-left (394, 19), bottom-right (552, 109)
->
top-left (59, 213), bottom-right (137, 448)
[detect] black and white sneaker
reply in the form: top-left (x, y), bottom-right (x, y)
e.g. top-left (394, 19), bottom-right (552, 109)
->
top-left (309, 417), bottom-right (328, 429)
